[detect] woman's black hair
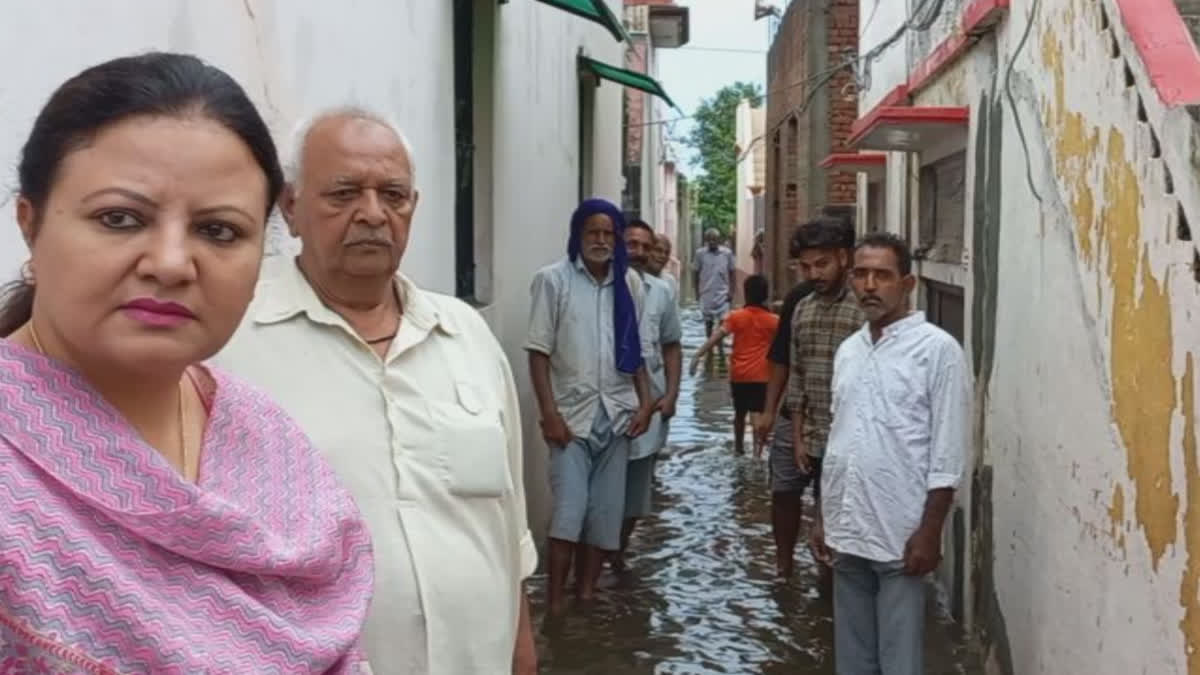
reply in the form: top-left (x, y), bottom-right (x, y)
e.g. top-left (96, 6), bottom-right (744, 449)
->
top-left (0, 52), bottom-right (284, 337)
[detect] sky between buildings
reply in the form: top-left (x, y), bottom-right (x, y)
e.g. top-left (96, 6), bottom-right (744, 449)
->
top-left (653, 0), bottom-right (772, 176)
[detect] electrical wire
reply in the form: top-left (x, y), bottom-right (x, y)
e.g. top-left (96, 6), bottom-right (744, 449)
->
top-left (641, 0), bottom-right (952, 167)
top-left (1004, 0), bottom-right (1044, 202)
top-left (764, 0), bottom-right (947, 139)
top-left (675, 46), bottom-right (768, 54)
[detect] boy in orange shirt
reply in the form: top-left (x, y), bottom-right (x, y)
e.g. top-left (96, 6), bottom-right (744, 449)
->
top-left (690, 275), bottom-right (779, 456)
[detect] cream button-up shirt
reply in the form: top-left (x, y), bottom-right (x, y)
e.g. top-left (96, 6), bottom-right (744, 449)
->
top-left (213, 257), bottom-right (538, 675)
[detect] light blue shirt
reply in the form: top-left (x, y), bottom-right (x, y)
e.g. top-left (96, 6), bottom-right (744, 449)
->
top-left (525, 258), bottom-right (645, 437)
top-left (691, 246), bottom-right (735, 315)
top-left (630, 273), bottom-right (683, 460)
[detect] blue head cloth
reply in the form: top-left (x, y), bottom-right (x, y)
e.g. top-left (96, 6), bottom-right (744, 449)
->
top-left (567, 198), bottom-right (643, 375)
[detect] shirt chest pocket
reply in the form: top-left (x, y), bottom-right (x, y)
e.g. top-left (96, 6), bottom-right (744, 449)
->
top-left (875, 361), bottom-right (928, 429)
top-left (425, 381), bottom-right (513, 499)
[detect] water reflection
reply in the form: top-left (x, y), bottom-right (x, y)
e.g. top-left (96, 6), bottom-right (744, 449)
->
top-left (531, 306), bottom-right (980, 674)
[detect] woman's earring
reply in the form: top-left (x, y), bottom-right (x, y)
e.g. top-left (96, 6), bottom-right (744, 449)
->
top-left (20, 260), bottom-right (34, 285)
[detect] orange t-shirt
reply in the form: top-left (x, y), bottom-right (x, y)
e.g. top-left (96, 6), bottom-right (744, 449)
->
top-left (722, 306), bottom-right (779, 383)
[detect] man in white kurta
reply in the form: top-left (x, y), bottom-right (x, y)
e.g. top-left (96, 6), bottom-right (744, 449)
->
top-left (214, 109), bottom-right (537, 674)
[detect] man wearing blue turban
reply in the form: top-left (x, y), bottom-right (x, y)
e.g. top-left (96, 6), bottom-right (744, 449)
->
top-left (526, 198), bottom-right (653, 615)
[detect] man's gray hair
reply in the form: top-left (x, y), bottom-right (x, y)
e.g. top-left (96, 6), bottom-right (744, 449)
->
top-left (284, 105), bottom-right (416, 192)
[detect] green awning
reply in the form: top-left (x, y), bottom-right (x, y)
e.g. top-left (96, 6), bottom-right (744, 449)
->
top-left (579, 56), bottom-right (676, 108)
top-left (535, 0), bottom-right (631, 43)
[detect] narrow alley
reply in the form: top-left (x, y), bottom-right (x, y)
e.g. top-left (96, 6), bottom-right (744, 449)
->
top-left (531, 307), bottom-right (982, 674)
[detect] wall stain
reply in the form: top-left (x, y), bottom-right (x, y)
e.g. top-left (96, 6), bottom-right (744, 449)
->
top-left (970, 85), bottom-right (1014, 674)
top-left (1108, 484), bottom-right (1125, 548)
top-left (1042, 31), bottom-right (1101, 266)
top-left (1181, 354), bottom-right (1199, 674)
top-left (1103, 129), bottom-right (1179, 571)
top-left (1042, 22), bottom-right (1180, 572)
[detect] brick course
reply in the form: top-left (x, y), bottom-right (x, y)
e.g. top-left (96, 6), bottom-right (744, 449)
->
top-left (765, 0), bottom-right (859, 296)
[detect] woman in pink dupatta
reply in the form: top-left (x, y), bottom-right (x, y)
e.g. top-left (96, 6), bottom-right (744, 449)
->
top-left (0, 53), bottom-right (373, 674)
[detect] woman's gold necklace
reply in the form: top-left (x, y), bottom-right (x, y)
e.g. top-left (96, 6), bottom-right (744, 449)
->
top-left (27, 322), bottom-right (192, 479)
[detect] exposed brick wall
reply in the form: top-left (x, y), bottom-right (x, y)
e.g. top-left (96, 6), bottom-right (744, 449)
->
top-left (766, 3), bottom-right (810, 295)
top-left (827, 0), bottom-right (859, 207)
top-left (764, 0), bottom-right (859, 296)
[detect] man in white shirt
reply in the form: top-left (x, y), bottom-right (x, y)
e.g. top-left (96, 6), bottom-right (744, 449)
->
top-left (526, 199), bottom-right (653, 615)
top-left (214, 107), bottom-right (537, 674)
top-left (812, 232), bottom-right (969, 675)
top-left (616, 219), bottom-right (682, 572)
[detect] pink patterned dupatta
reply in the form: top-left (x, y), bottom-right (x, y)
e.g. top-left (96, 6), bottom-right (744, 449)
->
top-left (0, 339), bottom-right (374, 674)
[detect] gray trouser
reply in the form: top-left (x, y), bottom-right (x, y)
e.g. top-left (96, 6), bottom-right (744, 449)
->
top-left (833, 553), bottom-right (925, 675)
top-left (549, 408), bottom-right (629, 551)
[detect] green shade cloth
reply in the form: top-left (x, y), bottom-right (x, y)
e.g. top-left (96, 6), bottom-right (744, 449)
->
top-left (535, 0), bottom-right (631, 42)
top-left (578, 55), bottom-right (677, 108)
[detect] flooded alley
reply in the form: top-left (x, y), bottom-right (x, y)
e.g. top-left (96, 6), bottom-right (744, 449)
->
top-left (531, 307), bottom-right (982, 675)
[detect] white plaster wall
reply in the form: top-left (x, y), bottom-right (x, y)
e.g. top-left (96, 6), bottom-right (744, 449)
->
top-left (981, 1), bottom-right (1200, 670)
top-left (466, 0), bottom-right (625, 545)
top-left (0, 0), bottom-right (626, 547)
top-left (0, 0), bottom-right (455, 291)
top-left (857, 0), bottom-right (910, 111)
top-left (861, 0), bottom-right (1200, 671)
top-left (735, 100), bottom-right (756, 277)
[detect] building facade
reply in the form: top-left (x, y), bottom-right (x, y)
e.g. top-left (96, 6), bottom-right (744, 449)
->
top-left (621, 0), bottom-right (689, 281)
top-left (735, 99), bottom-right (767, 300)
top-left (763, 0), bottom-right (860, 300)
top-left (0, 0), bottom-right (668, 547)
top-left (844, 0), bottom-right (1200, 672)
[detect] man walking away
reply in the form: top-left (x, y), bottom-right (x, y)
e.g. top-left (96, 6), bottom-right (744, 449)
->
top-left (692, 228), bottom-right (735, 355)
top-left (689, 275), bottom-right (778, 456)
top-left (526, 199), bottom-right (653, 616)
top-left (811, 233), bottom-right (970, 675)
top-left (616, 220), bottom-right (682, 572)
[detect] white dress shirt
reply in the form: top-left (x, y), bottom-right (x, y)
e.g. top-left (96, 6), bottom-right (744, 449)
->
top-left (212, 257), bottom-right (538, 675)
top-left (525, 257), bottom-right (644, 437)
top-left (822, 312), bottom-right (970, 562)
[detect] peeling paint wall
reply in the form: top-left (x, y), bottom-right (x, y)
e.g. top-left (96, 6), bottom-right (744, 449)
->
top-left (0, 0), bottom-right (626, 546)
top-left (860, 0), bottom-right (1200, 671)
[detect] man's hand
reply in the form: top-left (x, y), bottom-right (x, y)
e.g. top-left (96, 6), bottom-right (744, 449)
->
top-left (512, 628), bottom-right (537, 675)
top-left (539, 411), bottom-right (573, 448)
top-left (754, 412), bottom-right (775, 447)
top-left (809, 519), bottom-right (833, 567)
top-left (627, 404), bottom-right (653, 438)
top-left (512, 592), bottom-right (537, 675)
top-left (902, 526), bottom-right (942, 576)
top-left (792, 437), bottom-right (811, 474)
top-left (655, 395), bottom-right (678, 421)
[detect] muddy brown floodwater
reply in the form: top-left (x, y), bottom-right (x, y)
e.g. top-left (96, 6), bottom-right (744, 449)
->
top-left (529, 306), bottom-right (983, 675)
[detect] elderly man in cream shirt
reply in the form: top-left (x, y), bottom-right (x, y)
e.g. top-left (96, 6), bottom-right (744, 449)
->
top-left (213, 107), bottom-right (538, 674)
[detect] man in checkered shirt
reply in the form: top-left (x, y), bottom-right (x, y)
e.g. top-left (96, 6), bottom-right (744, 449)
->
top-left (779, 218), bottom-right (864, 577)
